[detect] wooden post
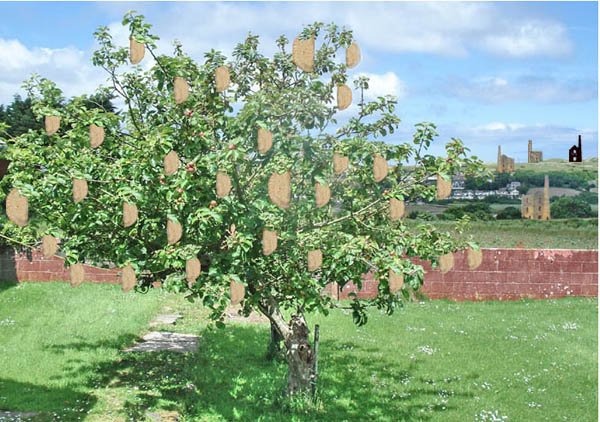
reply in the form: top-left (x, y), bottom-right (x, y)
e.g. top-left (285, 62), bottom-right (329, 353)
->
top-left (312, 324), bottom-right (320, 399)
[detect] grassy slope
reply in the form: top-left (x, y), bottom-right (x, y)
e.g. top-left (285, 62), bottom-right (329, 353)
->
top-left (483, 157), bottom-right (598, 180)
top-left (404, 219), bottom-right (598, 250)
top-left (1, 282), bottom-right (597, 421)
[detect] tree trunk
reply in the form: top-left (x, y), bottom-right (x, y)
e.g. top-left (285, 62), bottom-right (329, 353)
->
top-left (266, 320), bottom-right (283, 361)
top-left (258, 297), bottom-right (315, 396)
top-left (284, 314), bottom-right (314, 395)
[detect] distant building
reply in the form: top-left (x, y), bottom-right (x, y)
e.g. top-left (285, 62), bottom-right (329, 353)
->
top-left (521, 175), bottom-right (550, 220)
top-left (508, 181), bottom-right (521, 189)
top-left (497, 146), bottom-right (515, 173)
top-left (569, 135), bottom-right (583, 162)
top-left (528, 140), bottom-right (543, 163)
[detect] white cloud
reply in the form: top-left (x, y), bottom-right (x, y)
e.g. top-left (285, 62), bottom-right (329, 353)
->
top-left (0, 37), bottom-right (107, 105)
top-left (100, 2), bottom-right (575, 62)
top-left (353, 72), bottom-right (407, 101)
top-left (443, 74), bottom-right (597, 104)
top-left (479, 20), bottom-right (572, 58)
top-left (472, 122), bottom-right (527, 132)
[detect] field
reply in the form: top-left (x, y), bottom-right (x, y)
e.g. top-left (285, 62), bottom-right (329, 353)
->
top-left (404, 218), bottom-right (598, 250)
top-left (0, 282), bottom-right (597, 421)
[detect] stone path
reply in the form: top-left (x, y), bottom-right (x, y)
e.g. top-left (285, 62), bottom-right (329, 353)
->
top-left (149, 313), bottom-right (182, 327)
top-left (145, 410), bottom-right (180, 421)
top-left (224, 306), bottom-right (269, 324)
top-left (123, 331), bottom-right (198, 353)
top-left (0, 411), bottom-right (39, 421)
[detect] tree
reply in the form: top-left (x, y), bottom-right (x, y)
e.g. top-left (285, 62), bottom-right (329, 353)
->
top-left (1, 12), bottom-right (488, 396)
top-left (496, 206), bottom-right (521, 220)
top-left (550, 197), bottom-right (594, 219)
top-left (0, 92), bottom-right (116, 139)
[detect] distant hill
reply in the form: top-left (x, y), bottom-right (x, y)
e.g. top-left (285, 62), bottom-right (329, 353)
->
top-left (484, 157), bottom-right (598, 180)
top-left (527, 187), bottom-right (580, 197)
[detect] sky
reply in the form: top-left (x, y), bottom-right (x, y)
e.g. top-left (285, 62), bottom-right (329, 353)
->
top-left (0, 1), bottom-right (597, 163)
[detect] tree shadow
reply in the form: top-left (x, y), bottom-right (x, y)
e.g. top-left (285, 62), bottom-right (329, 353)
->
top-left (0, 245), bottom-right (19, 292)
top-left (47, 324), bottom-right (474, 421)
top-left (0, 378), bottom-right (96, 421)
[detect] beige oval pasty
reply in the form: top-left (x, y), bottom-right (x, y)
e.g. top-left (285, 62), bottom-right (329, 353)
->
top-left (230, 280), bottom-right (245, 305)
top-left (315, 182), bottom-right (330, 208)
top-left (262, 229), bottom-right (277, 256)
top-left (389, 198), bottom-right (405, 221)
top-left (467, 247), bottom-right (483, 270)
top-left (174, 77), bottom-right (189, 104)
top-left (333, 153), bottom-right (349, 175)
top-left (45, 115), bottom-right (60, 136)
top-left (129, 37), bottom-right (145, 64)
top-left (389, 269), bottom-right (404, 293)
top-left (89, 124), bottom-right (104, 148)
top-left (439, 252), bottom-right (454, 274)
top-left (373, 155), bottom-right (388, 183)
top-left (437, 173), bottom-right (452, 200)
top-left (6, 188), bottom-right (28, 227)
top-left (337, 84), bottom-right (352, 111)
top-left (257, 127), bottom-right (273, 154)
top-left (215, 66), bottom-right (230, 92)
top-left (164, 150), bottom-right (179, 176)
top-left (186, 257), bottom-right (201, 285)
top-left (70, 263), bottom-right (85, 287)
top-left (346, 42), bottom-right (361, 68)
top-left (268, 170), bottom-right (291, 209)
top-left (41, 235), bottom-right (59, 259)
top-left (121, 264), bottom-right (136, 292)
top-left (123, 202), bottom-right (138, 227)
top-left (72, 179), bottom-right (88, 203)
top-left (167, 218), bottom-right (182, 245)
top-left (308, 249), bottom-right (322, 272)
top-left (216, 172), bottom-right (231, 198)
top-left (292, 35), bottom-right (314, 72)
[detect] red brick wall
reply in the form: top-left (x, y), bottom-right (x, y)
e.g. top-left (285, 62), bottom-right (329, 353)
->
top-left (0, 248), bottom-right (121, 284)
top-left (1, 247), bottom-right (597, 301)
top-left (336, 248), bottom-right (598, 301)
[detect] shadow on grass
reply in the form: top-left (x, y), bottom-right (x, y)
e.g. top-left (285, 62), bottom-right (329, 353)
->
top-left (0, 378), bottom-right (96, 421)
top-left (46, 324), bottom-right (474, 421)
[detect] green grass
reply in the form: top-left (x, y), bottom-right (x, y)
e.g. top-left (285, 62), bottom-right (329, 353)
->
top-left (483, 157), bottom-right (598, 180)
top-left (0, 282), bottom-right (597, 421)
top-left (404, 219), bottom-right (598, 249)
top-left (0, 281), bottom-right (167, 421)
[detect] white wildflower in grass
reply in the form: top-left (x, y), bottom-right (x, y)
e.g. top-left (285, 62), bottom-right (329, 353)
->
top-left (561, 322), bottom-right (579, 330)
top-left (528, 402), bottom-right (542, 408)
top-left (406, 326), bottom-right (426, 331)
top-left (418, 345), bottom-right (436, 355)
top-left (475, 409), bottom-right (508, 421)
top-left (0, 318), bottom-right (15, 326)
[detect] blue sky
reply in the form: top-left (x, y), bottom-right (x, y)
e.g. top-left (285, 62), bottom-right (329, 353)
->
top-left (0, 1), bottom-right (597, 162)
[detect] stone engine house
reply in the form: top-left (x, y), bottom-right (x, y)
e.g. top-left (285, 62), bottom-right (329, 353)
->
top-left (497, 146), bottom-right (515, 174)
top-left (521, 175), bottom-right (550, 220)
top-left (527, 140), bottom-right (543, 163)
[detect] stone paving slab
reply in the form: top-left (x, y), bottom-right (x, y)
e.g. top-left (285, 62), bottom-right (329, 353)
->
top-left (0, 411), bottom-right (39, 421)
top-left (145, 410), bottom-right (180, 421)
top-left (149, 313), bottom-right (182, 327)
top-left (123, 331), bottom-right (199, 353)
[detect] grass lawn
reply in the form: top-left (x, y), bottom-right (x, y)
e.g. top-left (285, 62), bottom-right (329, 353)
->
top-left (0, 281), bottom-right (597, 421)
top-left (405, 219), bottom-right (598, 250)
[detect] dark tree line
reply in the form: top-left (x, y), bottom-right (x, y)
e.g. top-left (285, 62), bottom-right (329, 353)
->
top-left (0, 92), bottom-right (117, 139)
top-left (465, 170), bottom-right (591, 192)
